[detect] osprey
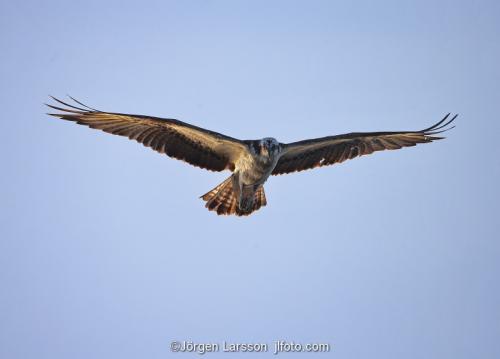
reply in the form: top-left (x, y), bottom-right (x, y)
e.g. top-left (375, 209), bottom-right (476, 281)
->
top-left (46, 97), bottom-right (456, 216)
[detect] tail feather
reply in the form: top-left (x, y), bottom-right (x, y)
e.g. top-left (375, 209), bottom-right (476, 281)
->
top-left (200, 177), bottom-right (267, 216)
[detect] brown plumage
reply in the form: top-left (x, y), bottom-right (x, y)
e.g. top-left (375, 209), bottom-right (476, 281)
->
top-left (272, 117), bottom-right (456, 175)
top-left (46, 96), bottom-right (247, 172)
top-left (46, 96), bottom-right (456, 217)
top-left (201, 177), bottom-right (267, 216)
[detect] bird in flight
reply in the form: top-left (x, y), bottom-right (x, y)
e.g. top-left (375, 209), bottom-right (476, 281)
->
top-left (46, 97), bottom-right (456, 216)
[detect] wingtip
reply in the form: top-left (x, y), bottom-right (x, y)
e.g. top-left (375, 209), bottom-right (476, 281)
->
top-left (47, 95), bottom-right (92, 112)
top-left (69, 95), bottom-right (99, 111)
top-left (423, 113), bottom-right (458, 134)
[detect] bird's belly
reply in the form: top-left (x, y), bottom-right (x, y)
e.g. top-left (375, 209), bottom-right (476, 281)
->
top-left (237, 158), bottom-right (275, 186)
top-left (240, 168), bottom-right (269, 186)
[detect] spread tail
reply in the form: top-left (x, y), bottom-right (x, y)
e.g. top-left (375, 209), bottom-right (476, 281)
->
top-left (200, 177), bottom-right (267, 216)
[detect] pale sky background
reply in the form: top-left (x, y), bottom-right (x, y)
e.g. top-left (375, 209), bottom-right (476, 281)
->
top-left (1, 1), bottom-right (499, 358)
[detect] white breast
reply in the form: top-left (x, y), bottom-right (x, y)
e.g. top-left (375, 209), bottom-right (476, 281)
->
top-left (235, 150), bottom-right (279, 186)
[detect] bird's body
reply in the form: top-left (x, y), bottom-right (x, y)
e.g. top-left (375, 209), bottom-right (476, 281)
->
top-left (47, 97), bottom-right (456, 216)
top-left (226, 138), bottom-right (281, 213)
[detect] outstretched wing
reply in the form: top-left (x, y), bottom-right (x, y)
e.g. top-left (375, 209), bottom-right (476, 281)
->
top-left (46, 96), bottom-right (249, 172)
top-left (272, 114), bottom-right (457, 175)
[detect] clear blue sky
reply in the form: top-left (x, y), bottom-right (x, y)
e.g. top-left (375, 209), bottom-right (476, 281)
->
top-left (1, 1), bottom-right (499, 358)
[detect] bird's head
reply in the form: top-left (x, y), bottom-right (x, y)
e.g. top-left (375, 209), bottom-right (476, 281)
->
top-left (258, 137), bottom-right (280, 157)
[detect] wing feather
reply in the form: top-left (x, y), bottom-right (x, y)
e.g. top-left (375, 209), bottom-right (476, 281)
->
top-left (273, 114), bottom-right (457, 175)
top-left (47, 97), bottom-right (249, 172)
